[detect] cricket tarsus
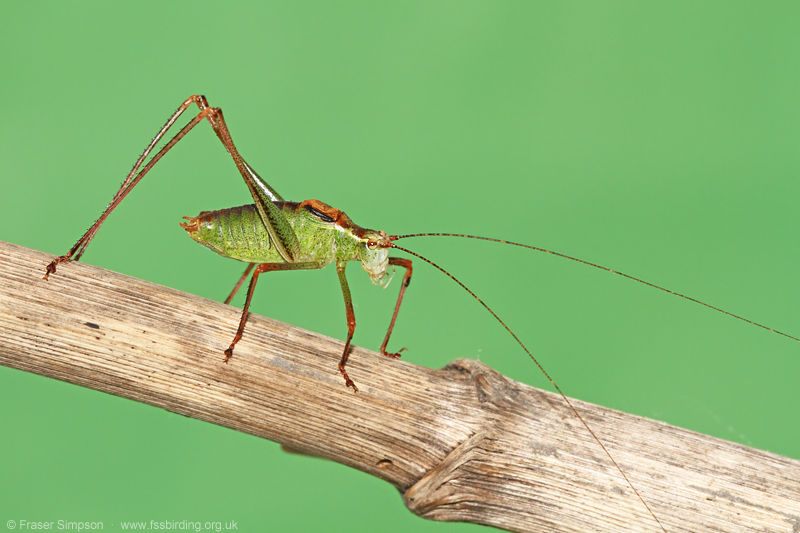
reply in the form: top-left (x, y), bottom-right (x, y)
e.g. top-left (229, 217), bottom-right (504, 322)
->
top-left (388, 242), bottom-right (668, 533)
top-left (392, 233), bottom-right (800, 345)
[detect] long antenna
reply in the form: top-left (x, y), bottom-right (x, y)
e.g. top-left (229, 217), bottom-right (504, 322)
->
top-left (391, 233), bottom-right (800, 343)
top-left (388, 241), bottom-right (668, 533)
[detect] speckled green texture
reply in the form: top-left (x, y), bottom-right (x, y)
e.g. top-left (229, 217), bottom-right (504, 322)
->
top-left (185, 203), bottom-right (363, 266)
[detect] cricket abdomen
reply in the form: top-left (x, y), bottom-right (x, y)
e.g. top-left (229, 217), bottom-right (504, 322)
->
top-left (181, 204), bottom-right (285, 263)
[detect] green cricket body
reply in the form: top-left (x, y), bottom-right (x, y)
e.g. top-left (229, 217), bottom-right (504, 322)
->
top-left (42, 96), bottom-right (408, 394)
top-left (180, 200), bottom-right (394, 287)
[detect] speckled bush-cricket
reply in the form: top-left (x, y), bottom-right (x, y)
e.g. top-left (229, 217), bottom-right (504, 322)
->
top-left (43, 95), bottom-right (800, 533)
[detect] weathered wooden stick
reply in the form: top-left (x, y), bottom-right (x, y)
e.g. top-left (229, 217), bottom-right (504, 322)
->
top-left (0, 239), bottom-right (798, 532)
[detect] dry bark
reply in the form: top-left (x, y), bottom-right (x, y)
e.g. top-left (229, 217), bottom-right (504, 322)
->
top-left (0, 240), bottom-right (798, 532)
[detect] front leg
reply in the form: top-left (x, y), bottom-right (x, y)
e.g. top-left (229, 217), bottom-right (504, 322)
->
top-left (380, 257), bottom-right (413, 358)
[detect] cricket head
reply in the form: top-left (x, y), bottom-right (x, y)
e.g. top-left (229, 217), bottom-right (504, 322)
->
top-left (359, 230), bottom-right (393, 288)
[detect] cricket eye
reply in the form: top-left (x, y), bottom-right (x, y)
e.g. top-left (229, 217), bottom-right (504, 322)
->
top-left (304, 204), bottom-right (335, 222)
top-left (367, 240), bottom-right (377, 249)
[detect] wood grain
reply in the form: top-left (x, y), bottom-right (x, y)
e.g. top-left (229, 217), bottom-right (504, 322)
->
top-left (1, 239), bottom-right (798, 532)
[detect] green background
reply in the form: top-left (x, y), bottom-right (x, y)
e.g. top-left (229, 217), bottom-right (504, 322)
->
top-left (1, 2), bottom-right (799, 531)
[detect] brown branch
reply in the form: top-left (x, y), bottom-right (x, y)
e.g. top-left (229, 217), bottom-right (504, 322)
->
top-left (1, 240), bottom-right (798, 533)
